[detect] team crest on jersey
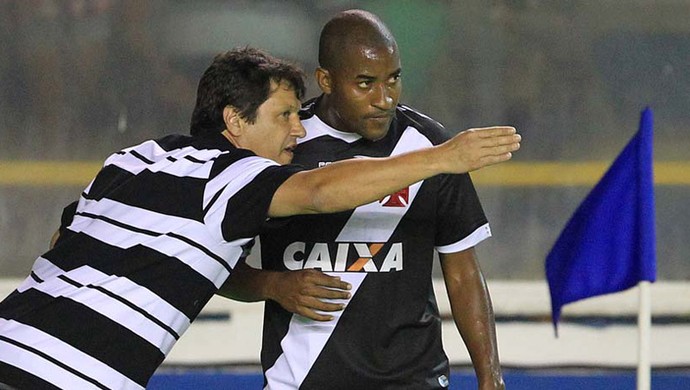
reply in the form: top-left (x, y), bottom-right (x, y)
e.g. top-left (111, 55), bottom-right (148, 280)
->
top-left (283, 241), bottom-right (403, 272)
top-left (379, 187), bottom-right (409, 207)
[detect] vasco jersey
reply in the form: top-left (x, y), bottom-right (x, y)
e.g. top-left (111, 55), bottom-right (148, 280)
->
top-left (0, 132), bottom-right (300, 390)
top-left (260, 100), bottom-right (491, 390)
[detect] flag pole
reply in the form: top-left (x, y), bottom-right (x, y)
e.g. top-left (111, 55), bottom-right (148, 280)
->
top-left (637, 280), bottom-right (652, 390)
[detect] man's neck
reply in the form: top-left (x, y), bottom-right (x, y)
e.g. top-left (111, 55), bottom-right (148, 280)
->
top-left (313, 96), bottom-right (349, 134)
top-left (221, 129), bottom-right (240, 148)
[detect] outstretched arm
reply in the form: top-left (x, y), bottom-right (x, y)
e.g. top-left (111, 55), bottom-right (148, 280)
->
top-left (269, 126), bottom-right (520, 217)
top-left (219, 262), bottom-right (351, 321)
top-left (440, 248), bottom-right (504, 390)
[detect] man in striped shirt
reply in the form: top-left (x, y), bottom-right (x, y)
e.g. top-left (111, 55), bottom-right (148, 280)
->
top-left (0, 47), bottom-right (519, 389)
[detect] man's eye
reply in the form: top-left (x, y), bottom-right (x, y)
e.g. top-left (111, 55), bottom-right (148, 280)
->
top-left (389, 74), bottom-right (401, 83)
top-left (358, 81), bottom-right (372, 88)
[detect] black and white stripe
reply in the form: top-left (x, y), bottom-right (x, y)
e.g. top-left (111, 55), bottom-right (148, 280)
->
top-left (0, 132), bottom-right (300, 388)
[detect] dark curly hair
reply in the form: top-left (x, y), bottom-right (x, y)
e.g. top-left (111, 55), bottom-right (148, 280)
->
top-left (190, 47), bottom-right (305, 136)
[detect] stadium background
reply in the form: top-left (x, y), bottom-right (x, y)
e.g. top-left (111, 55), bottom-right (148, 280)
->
top-left (0, 0), bottom-right (688, 388)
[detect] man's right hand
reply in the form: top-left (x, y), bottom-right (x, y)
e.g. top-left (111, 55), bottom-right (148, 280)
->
top-left (266, 269), bottom-right (351, 322)
top-left (436, 126), bottom-right (521, 174)
top-left (220, 263), bottom-right (352, 322)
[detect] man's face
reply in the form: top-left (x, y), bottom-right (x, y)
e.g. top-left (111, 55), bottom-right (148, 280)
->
top-left (324, 44), bottom-right (402, 141)
top-left (243, 81), bottom-right (305, 164)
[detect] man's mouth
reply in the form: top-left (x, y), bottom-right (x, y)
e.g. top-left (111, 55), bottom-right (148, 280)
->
top-left (365, 112), bottom-right (393, 122)
top-left (367, 115), bottom-right (391, 123)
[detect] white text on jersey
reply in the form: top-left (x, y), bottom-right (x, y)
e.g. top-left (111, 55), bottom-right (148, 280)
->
top-left (283, 242), bottom-right (403, 272)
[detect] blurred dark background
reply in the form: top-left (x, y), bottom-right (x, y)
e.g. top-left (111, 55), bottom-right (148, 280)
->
top-left (1, 0), bottom-right (688, 280)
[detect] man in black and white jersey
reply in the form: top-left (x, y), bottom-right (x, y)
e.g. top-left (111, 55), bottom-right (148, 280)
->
top-left (224, 10), bottom-right (507, 390)
top-left (0, 46), bottom-right (519, 389)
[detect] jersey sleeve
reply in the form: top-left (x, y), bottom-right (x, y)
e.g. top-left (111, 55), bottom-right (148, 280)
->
top-left (203, 156), bottom-right (303, 242)
top-left (50, 200), bottom-right (79, 247)
top-left (434, 172), bottom-right (491, 254)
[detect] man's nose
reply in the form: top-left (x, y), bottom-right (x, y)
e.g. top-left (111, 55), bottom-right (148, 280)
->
top-left (372, 84), bottom-right (394, 110)
top-left (292, 117), bottom-right (306, 138)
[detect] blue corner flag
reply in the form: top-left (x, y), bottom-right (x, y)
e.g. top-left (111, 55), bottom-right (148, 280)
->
top-left (546, 108), bottom-right (657, 334)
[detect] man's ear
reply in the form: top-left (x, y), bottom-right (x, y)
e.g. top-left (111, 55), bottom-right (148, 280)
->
top-left (223, 106), bottom-right (244, 137)
top-left (315, 67), bottom-right (332, 95)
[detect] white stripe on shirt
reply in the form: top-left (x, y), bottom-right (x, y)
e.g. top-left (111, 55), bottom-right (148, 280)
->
top-left (336, 126), bottom-right (430, 242)
top-left (74, 197), bottom-right (237, 266)
top-left (26, 260), bottom-right (191, 335)
top-left (17, 273), bottom-right (179, 354)
top-left (68, 215), bottom-right (235, 287)
top-left (435, 223), bottom-right (492, 253)
top-left (264, 273), bottom-right (367, 390)
top-left (0, 319), bottom-right (143, 390)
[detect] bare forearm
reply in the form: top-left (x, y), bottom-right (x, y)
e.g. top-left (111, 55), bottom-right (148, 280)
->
top-left (269, 126), bottom-right (520, 217)
top-left (218, 262), bottom-right (276, 302)
top-left (442, 252), bottom-right (504, 389)
top-left (287, 148), bottom-right (440, 215)
top-left (451, 275), bottom-right (503, 388)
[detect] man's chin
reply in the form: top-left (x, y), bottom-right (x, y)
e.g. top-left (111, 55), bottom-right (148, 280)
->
top-left (278, 152), bottom-right (294, 165)
top-left (361, 124), bottom-right (390, 141)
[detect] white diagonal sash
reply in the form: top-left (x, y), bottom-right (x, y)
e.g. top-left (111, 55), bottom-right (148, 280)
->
top-left (265, 127), bottom-right (432, 389)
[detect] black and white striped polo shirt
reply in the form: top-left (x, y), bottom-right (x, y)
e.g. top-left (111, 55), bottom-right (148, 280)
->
top-left (0, 132), bottom-right (300, 389)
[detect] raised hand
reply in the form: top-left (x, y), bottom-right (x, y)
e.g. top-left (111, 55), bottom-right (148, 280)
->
top-left (438, 126), bottom-right (521, 174)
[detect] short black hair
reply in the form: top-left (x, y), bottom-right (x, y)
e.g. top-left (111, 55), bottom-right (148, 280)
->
top-left (319, 9), bottom-right (396, 70)
top-left (190, 47), bottom-right (305, 136)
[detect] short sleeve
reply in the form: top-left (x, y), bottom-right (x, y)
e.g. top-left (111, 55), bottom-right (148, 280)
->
top-left (203, 155), bottom-right (302, 242)
top-left (434, 173), bottom-right (491, 253)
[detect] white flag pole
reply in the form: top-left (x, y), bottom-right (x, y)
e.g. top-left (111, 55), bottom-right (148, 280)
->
top-left (637, 280), bottom-right (652, 390)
